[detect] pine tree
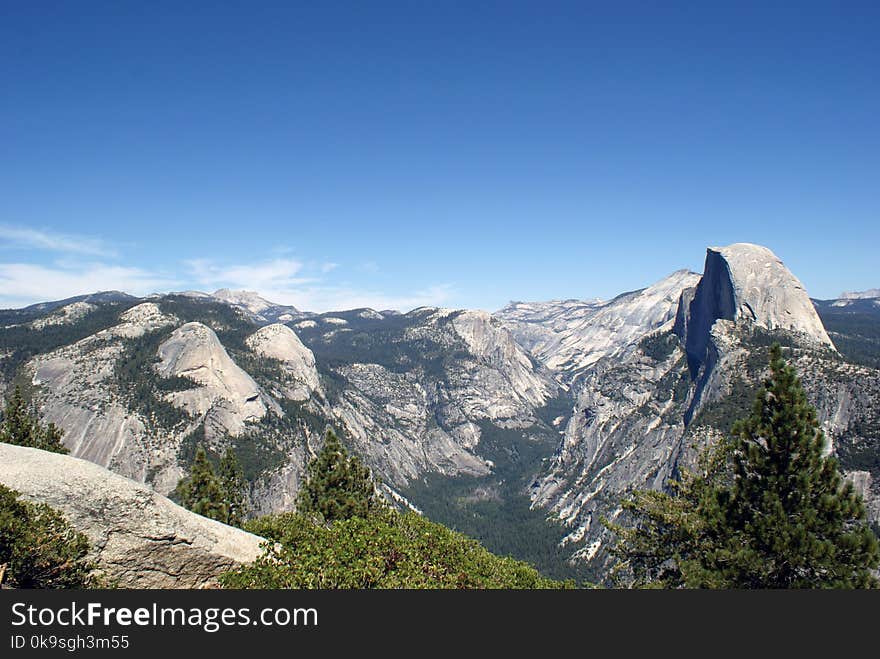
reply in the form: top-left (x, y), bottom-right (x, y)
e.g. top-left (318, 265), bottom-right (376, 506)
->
top-left (610, 344), bottom-right (880, 588)
top-left (606, 436), bottom-right (733, 588)
top-left (0, 386), bottom-right (68, 454)
top-left (219, 448), bottom-right (248, 527)
top-left (178, 446), bottom-right (227, 522)
top-left (296, 430), bottom-right (378, 522)
top-left (718, 344), bottom-right (880, 587)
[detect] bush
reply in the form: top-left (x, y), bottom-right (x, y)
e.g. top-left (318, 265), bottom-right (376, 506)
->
top-left (0, 484), bottom-right (97, 588)
top-left (221, 509), bottom-right (572, 589)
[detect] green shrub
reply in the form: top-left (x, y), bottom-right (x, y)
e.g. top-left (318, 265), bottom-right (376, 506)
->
top-left (221, 508), bottom-right (572, 589)
top-left (0, 484), bottom-right (97, 588)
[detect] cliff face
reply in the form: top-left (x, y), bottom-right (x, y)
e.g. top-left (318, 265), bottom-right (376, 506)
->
top-left (28, 303), bottom-right (181, 487)
top-left (498, 269), bottom-right (701, 380)
top-left (156, 322), bottom-right (272, 437)
top-left (451, 310), bottom-right (555, 411)
top-left (531, 340), bottom-right (690, 563)
top-left (715, 243), bottom-right (832, 343)
top-left (245, 323), bottom-right (322, 401)
top-left (0, 442), bottom-right (263, 588)
top-left (325, 307), bottom-right (560, 488)
top-left (678, 243), bottom-right (834, 375)
top-left (16, 298), bottom-right (561, 518)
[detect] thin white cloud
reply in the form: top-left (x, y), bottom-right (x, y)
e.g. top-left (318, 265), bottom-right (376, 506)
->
top-left (0, 225), bottom-right (117, 258)
top-left (0, 252), bottom-right (456, 314)
top-left (185, 258), bottom-right (316, 293)
top-left (184, 257), bottom-right (453, 312)
top-left (187, 257), bottom-right (455, 312)
top-left (0, 262), bottom-right (179, 308)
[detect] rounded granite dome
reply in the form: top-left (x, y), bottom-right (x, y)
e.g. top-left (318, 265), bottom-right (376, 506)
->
top-left (709, 242), bottom-right (832, 345)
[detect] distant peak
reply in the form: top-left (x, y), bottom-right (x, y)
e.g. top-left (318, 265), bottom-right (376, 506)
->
top-left (214, 288), bottom-right (246, 294)
top-left (212, 288), bottom-right (265, 300)
top-left (210, 289), bottom-right (281, 314)
top-left (838, 288), bottom-right (880, 300)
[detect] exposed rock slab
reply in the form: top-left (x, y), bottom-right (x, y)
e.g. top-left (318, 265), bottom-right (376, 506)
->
top-left (29, 327), bottom-right (164, 482)
top-left (245, 323), bottom-right (321, 400)
top-left (156, 322), bottom-right (270, 436)
top-left (0, 442), bottom-right (263, 588)
top-left (332, 362), bottom-right (492, 485)
top-left (30, 301), bottom-right (96, 329)
top-left (451, 310), bottom-right (554, 409)
top-left (497, 270), bottom-right (701, 379)
top-left (679, 243), bottom-right (834, 374)
top-left (839, 288), bottom-right (880, 301)
top-left (530, 243), bottom-right (869, 575)
top-left (106, 302), bottom-right (177, 338)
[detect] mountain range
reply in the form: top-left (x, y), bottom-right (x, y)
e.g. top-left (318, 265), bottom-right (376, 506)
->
top-left (1, 242), bottom-right (878, 581)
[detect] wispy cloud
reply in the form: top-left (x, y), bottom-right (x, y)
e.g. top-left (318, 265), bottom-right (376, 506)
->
top-left (0, 251), bottom-right (456, 313)
top-left (185, 258), bottom-right (316, 293)
top-left (0, 225), bottom-right (117, 258)
top-left (183, 257), bottom-right (453, 312)
top-left (0, 262), bottom-right (179, 308)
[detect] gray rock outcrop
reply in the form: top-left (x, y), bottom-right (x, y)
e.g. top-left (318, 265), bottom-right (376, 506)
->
top-left (678, 243), bottom-right (834, 375)
top-left (7, 241), bottom-right (876, 582)
top-left (498, 269), bottom-right (701, 380)
top-left (30, 301), bottom-right (97, 330)
top-left (108, 301), bottom-right (177, 338)
top-left (156, 322), bottom-right (273, 437)
top-left (0, 442), bottom-right (263, 588)
top-left (208, 289), bottom-right (305, 323)
top-left (29, 312), bottom-right (171, 483)
top-left (245, 323), bottom-right (321, 400)
top-left (839, 289), bottom-right (880, 300)
top-left (327, 307), bottom-right (560, 487)
top-left (451, 310), bottom-right (554, 410)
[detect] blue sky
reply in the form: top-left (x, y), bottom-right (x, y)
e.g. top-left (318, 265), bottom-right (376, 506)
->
top-left (1, 2), bottom-right (878, 311)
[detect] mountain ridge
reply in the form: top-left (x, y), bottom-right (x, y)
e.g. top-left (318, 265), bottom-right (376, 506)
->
top-left (2, 242), bottom-right (878, 580)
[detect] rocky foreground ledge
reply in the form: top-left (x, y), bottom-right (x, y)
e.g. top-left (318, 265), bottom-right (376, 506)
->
top-left (0, 442), bottom-right (264, 588)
